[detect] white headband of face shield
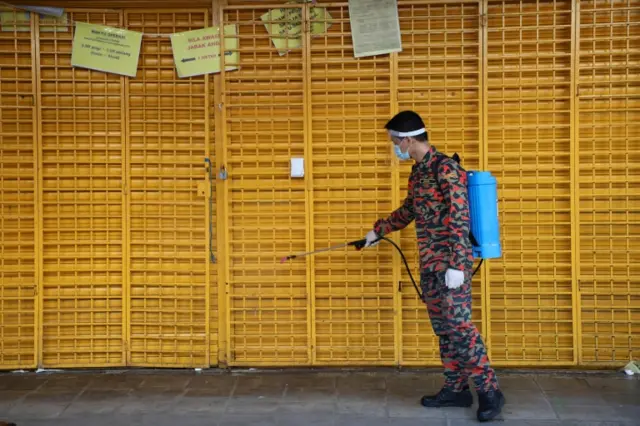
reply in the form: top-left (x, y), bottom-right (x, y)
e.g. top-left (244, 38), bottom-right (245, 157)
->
top-left (388, 128), bottom-right (426, 138)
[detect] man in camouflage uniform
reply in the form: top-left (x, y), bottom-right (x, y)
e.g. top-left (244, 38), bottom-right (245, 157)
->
top-left (363, 111), bottom-right (505, 422)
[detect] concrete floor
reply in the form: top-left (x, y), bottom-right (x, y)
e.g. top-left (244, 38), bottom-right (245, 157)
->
top-left (0, 369), bottom-right (639, 425)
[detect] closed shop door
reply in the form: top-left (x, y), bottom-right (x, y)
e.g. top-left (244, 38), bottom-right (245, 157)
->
top-left (577, 0), bottom-right (640, 365)
top-left (38, 11), bottom-right (126, 367)
top-left (396, 0), bottom-right (484, 365)
top-left (486, 0), bottom-right (575, 366)
top-left (222, 4), bottom-right (311, 365)
top-left (309, 2), bottom-right (396, 365)
top-left (0, 10), bottom-right (37, 369)
top-left (125, 9), bottom-right (210, 367)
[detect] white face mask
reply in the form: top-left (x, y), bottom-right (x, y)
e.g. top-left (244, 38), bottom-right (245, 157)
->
top-left (394, 144), bottom-right (411, 161)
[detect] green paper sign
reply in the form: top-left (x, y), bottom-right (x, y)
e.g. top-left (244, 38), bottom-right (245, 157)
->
top-left (71, 22), bottom-right (143, 77)
top-left (170, 25), bottom-right (239, 78)
top-left (0, 11), bottom-right (30, 32)
top-left (261, 2), bottom-right (332, 56)
top-left (41, 13), bottom-right (70, 33)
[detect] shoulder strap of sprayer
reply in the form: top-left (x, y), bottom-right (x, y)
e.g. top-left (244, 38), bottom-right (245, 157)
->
top-left (429, 151), bottom-right (461, 194)
top-left (430, 152), bottom-right (479, 248)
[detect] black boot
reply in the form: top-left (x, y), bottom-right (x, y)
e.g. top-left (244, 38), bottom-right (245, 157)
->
top-left (421, 385), bottom-right (473, 408)
top-left (477, 388), bottom-right (505, 422)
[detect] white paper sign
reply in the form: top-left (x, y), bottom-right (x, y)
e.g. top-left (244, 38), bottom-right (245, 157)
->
top-left (290, 158), bottom-right (304, 178)
top-left (348, 0), bottom-right (402, 58)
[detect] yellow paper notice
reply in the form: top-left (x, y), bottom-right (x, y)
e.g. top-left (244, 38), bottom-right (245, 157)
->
top-left (0, 11), bottom-right (69, 32)
top-left (261, 3), bottom-right (332, 56)
top-left (309, 5), bottom-right (332, 35)
top-left (261, 7), bottom-right (302, 55)
top-left (170, 25), bottom-right (239, 78)
top-left (71, 22), bottom-right (143, 77)
top-left (0, 11), bottom-right (30, 32)
top-left (348, 0), bottom-right (402, 58)
top-left (40, 13), bottom-right (70, 32)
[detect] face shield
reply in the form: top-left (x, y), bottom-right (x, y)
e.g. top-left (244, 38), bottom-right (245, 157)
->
top-left (387, 127), bottom-right (427, 160)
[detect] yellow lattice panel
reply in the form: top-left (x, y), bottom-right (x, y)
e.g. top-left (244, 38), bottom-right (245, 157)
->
top-left (126, 10), bottom-right (209, 367)
top-left (578, 0), bottom-right (640, 365)
top-left (396, 1), bottom-right (483, 365)
top-left (37, 11), bottom-right (125, 368)
top-left (487, 0), bottom-right (574, 365)
top-left (0, 10), bottom-right (37, 369)
top-left (310, 3), bottom-right (395, 365)
top-left (222, 5), bottom-right (309, 365)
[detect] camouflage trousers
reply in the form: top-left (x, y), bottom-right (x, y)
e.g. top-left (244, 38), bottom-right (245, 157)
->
top-left (421, 271), bottom-right (498, 393)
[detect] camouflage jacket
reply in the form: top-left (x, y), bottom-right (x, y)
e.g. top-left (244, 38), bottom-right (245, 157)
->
top-left (373, 145), bottom-right (474, 274)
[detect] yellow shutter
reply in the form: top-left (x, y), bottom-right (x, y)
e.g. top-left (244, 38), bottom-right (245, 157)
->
top-left (0, 0), bottom-right (637, 369)
top-left (0, 9), bottom-right (37, 369)
top-left (222, 4), bottom-right (310, 365)
top-left (38, 10), bottom-right (126, 367)
top-left (577, 0), bottom-right (640, 365)
top-left (125, 9), bottom-right (210, 367)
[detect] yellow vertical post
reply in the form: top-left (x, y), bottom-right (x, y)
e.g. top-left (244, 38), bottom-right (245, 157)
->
top-left (32, 11), bottom-right (43, 369)
top-left (214, 0), bottom-right (230, 367)
top-left (389, 51), bottom-right (402, 366)
top-left (121, 11), bottom-right (130, 366)
top-left (302, 3), bottom-right (316, 365)
top-left (570, 0), bottom-right (582, 366)
top-left (479, 0), bottom-right (491, 353)
top-left (203, 9), bottom-right (212, 368)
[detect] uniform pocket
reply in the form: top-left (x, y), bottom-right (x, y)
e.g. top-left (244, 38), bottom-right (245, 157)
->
top-left (420, 270), bottom-right (446, 297)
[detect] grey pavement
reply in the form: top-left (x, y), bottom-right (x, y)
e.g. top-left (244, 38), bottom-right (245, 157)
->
top-left (0, 369), bottom-right (638, 425)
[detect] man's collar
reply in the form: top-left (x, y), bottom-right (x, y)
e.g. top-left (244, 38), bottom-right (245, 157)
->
top-left (413, 144), bottom-right (437, 171)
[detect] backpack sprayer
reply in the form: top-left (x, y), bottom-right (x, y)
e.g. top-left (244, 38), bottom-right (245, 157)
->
top-left (281, 157), bottom-right (503, 300)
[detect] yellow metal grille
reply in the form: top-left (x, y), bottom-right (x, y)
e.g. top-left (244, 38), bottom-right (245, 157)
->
top-left (125, 10), bottom-right (209, 367)
top-left (396, 1), bottom-right (483, 364)
top-left (38, 11), bottom-right (126, 367)
top-left (310, 3), bottom-right (395, 365)
top-left (0, 10), bottom-right (37, 369)
top-left (222, 5), bottom-right (309, 365)
top-left (577, 0), bottom-right (640, 364)
top-left (1, 0), bottom-right (639, 370)
top-left (487, 0), bottom-right (575, 365)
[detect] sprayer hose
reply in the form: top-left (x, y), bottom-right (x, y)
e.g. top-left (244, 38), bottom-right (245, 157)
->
top-left (377, 236), bottom-right (484, 301)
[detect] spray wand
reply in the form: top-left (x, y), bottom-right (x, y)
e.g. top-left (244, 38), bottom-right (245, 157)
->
top-left (281, 236), bottom-right (424, 300)
top-left (280, 239), bottom-right (369, 263)
top-left (281, 236), bottom-right (485, 301)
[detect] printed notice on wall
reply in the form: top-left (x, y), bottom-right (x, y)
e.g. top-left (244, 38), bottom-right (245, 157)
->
top-left (261, 7), bottom-right (301, 55)
top-left (170, 25), bottom-right (239, 78)
top-left (0, 11), bottom-right (69, 32)
top-left (261, 1), bottom-right (332, 56)
top-left (348, 0), bottom-right (402, 58)
top-left (40, 12), bottom-right (70, 32)
top-left (0, 11), bottom-right (30, 32)
top-left (71, 22), bottom-right (143, 77)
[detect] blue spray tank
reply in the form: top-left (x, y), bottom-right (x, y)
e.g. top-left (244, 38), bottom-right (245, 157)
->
top-left (467, 171), bottom-right (502, 259)
top-left (432, 153), bottom-right (502, 261)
